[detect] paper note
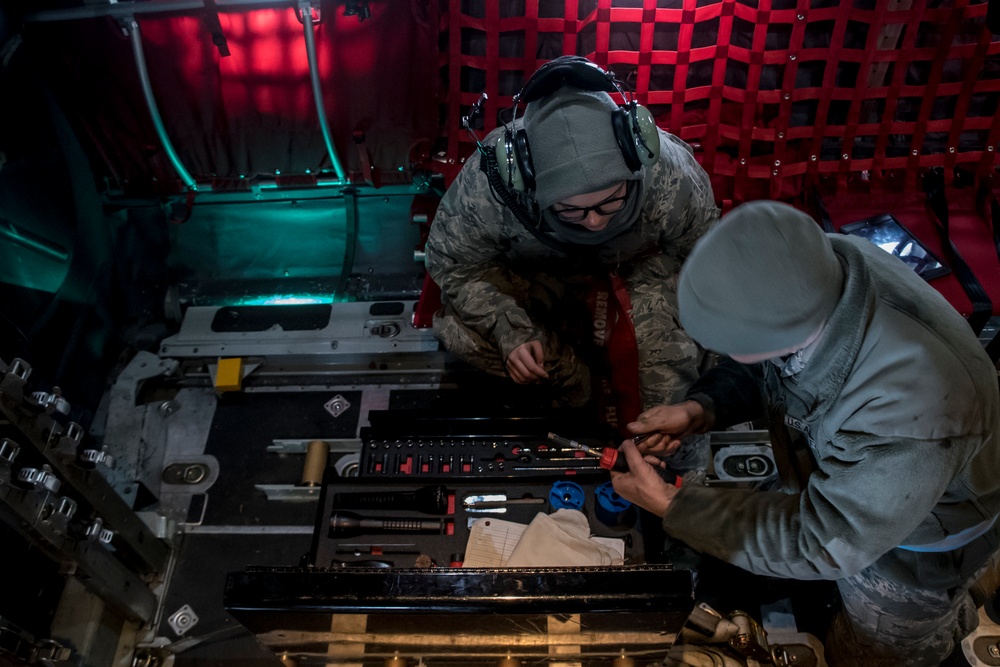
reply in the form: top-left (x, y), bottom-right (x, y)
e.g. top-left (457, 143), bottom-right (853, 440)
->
top-left (462, 517), bottom-right (528, 567)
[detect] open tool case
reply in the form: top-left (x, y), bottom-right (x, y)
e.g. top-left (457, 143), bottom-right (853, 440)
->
top-left (308, 410), bottom-right (679, 573)
top-left (224, 411), bottom-right (697, 661)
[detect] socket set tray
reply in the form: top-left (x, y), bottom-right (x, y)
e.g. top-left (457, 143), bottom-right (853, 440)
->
top-left (357, 410), bottom-right (618, 481)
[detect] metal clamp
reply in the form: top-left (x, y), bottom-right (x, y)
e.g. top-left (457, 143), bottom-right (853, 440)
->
top-left (16, 466), bottom-right (61, 493)
top-left (85, 518), bottom-right (114, 545)
top-left (4, 357), bottom-right (32, 381)
top-left (41, 496), bottom-right (78, 535)
top-left (80, 448), bottom-right (115, 469)
top-left (31, 390), bottom-right (71, 417)
top-left (54, 496), bottom-right (78, 520)
top-left (64, 422), bottom-right (84, 442)
top-left (0, 438), bottom-right (20, 464)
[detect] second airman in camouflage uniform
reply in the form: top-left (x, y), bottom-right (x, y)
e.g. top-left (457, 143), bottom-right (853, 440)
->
top-left (424, 67), bottom-right (719, 412)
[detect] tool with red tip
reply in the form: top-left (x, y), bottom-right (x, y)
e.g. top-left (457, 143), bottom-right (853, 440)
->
top-left (547, 432), bottom-right (630, 472)
top-left (547, 432), bottom-right (682, 486)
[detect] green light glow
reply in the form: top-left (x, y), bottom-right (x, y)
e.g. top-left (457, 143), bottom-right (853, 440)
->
top-left (238, 295), bottom-right (332, 306)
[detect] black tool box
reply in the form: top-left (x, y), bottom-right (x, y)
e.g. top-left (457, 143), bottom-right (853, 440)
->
top-left (224, 411), bottom-right (697, 664)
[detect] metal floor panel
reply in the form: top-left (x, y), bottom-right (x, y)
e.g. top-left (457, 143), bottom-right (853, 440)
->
top-left (158, 532), bottom-right (314, 667)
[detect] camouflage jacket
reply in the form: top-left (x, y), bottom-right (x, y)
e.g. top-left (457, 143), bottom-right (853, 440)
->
top-left (423, 127), bottom-right (719, 360)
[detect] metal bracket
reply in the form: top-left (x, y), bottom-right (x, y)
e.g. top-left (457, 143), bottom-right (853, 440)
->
top-left (166, 604), bottom-right (199, 637)
top-left (324, 395), bottom-right (351, 418)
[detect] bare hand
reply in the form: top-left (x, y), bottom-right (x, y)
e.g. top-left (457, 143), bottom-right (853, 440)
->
top-left (505, 340), bottom-right (549, 384)
top-left (610, 440), bottom-right (678, 517)
top-left (626, 400), bottom-right (708, 456)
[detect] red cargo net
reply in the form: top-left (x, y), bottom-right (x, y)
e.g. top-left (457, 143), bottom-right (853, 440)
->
top-left (436, 0), bottom-right (1000, 202)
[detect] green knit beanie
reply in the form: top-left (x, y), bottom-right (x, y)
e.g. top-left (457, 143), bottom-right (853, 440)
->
top-left (522, 87), bottom-right (637, 210)
top-left (677, 200), bottom-right (844, 356)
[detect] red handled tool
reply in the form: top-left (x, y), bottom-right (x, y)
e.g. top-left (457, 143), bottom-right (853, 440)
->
top-left (547, 432), bottom-right (682, 486)
top-left (547, 432), bottom-right (630, 472)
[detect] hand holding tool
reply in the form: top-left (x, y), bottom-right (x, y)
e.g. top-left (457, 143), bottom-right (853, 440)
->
top-left (547, 433), bottom-right (682, 487)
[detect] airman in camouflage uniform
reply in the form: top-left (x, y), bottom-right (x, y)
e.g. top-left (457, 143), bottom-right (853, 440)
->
top-left (424, 79), bottom-right (719, 411)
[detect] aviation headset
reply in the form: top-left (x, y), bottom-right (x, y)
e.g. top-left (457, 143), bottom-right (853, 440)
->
top-left (495, 56), bottom-right (661, 195)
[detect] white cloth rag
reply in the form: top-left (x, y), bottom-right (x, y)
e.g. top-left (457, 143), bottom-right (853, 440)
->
top-left (505, 509), bottom-right (622, 567)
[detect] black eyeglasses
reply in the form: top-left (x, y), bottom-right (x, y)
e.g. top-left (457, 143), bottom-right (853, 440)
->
top-left (551, 183), bottom-right (630, 223)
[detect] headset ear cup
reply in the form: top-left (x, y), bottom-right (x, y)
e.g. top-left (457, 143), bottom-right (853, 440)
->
top-left (611, 107), bottom-right (642, 172)
top-left (612, 104), bottom-right (661, 171)
top-left (494, 131), bottom-right (526, 192)
top-left (632, 104), bottom-right (660, 167)
top-left (513, 128), bottom-right (536, 192)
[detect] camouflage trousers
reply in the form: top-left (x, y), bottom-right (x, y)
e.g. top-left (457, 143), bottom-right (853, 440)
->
top-left (824, 545), bottom-right (1000, 666)
top-left (432, 256), bottom-right (708, 411)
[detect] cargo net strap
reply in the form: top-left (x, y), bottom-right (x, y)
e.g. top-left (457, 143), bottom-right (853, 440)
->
top-left (438, 0), bottom-right (1000, 200)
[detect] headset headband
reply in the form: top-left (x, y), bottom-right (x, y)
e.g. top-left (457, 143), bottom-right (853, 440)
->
top-left (509, 57), bottom-right (635, 126)
top-left (516, 56), bottom-right (622, 104)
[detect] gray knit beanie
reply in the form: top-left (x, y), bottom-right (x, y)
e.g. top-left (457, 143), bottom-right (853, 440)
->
top-left (522, 87), bottom-right (637, 210)
top-left (677, 200), bottom-right (844, 356)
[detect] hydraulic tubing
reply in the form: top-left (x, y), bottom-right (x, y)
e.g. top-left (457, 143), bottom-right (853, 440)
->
top-left (300, 0), bottom-right (347, 182)
top-left (127, 19), bottom-right (198, 191)
top-left (336, 188), bottom-right (359, 300)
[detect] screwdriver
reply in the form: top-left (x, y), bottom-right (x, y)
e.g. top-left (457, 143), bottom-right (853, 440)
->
top-left (547, 432), bottom-right (630, 472)
top-left (547, 432), bottom-right (683, 487)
